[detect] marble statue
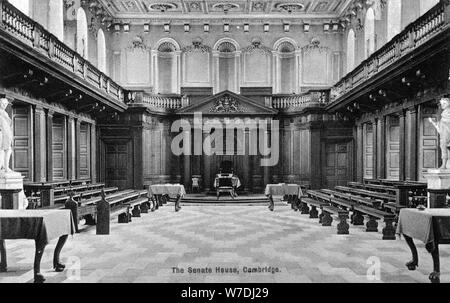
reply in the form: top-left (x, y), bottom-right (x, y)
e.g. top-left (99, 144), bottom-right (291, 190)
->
top-left (0, 98), bottom-right (28, 209)
top-left (429, 97), bottom-right (450, 169)
top-left (0, 98), bottom-right (13, 173)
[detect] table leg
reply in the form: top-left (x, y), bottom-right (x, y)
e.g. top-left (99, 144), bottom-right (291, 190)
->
top-left (403, 235), bottom-right (419, 271)
top-left (175, 195), bottom-right (182, 212)
top-left (426, 242), bottom-right (440, 283)
top-left (0, 240), bottom-right (7, 272)
top-left (268, 195), bottom-right (274, 212)
top-left (34, 241), bottom-right (47, 283)
top-left (53, 235), bottom-right (68, 272)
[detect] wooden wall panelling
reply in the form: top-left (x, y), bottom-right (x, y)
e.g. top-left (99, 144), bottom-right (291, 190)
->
top-left (12, 105), bottom-right (33, 181)
top-left (75, 119), bottom-right (81, 179)
top-left (78, 123), bottom-right (90, 179)
top-left (46, 111), bottom-right (54, 182)
top-left (310, 124), bottom-right (322, 189)
top-left (406, 108), bottom-right (418, 181)
top-left (399, 111), bottom-right (406, 181)
top-left (363, 123), bottom-right (374, 179)
top-left (385, 115), bottom-right (400, 180)
top-left (33, 106), bottom-right (46, 182)
top-left (376, 116), bottom-right (386, 179)
top-left (67, 117), bottom-right (75, 180)
top-left (356, 124), bottom-right (363, 182)
top-left (52, 116), bottom-right (67, 180)
top-left (90, 123), bottom-right (97, 183)
top-left (418, 105), bottom-right (439, 181)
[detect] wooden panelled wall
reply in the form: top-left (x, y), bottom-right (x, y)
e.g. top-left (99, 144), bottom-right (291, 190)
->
top-left (11, 102), bottom-right (97, 183)
top-left (356, 102), bottom-right (439, 182)
top-left (112, 110), bottom-right (355, 192)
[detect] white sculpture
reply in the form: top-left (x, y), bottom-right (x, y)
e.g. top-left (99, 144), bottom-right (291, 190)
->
top-left (429, 97), bottom-right (450, 169)
top-left (0, 98), bottom-right (27, 209)
top-left (0, 98), bottom-right (13, 173)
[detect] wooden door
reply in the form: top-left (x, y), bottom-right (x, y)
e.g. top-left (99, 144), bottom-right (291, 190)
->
top-left (323, 141), bottom-right (353, 188)
top-left (419, 106), bottom-right (439, 181)
top-left (52, 116), bottom-right (67, 180)
top-left (104, 141), bottom-right (133, 190)
top-left (386, 115), bottom-right (400, 180)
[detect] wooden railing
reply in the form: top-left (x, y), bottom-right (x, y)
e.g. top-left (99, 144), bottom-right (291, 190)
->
top-left (272, 90), bottom-right (330, 111)
top-left (0, 0), bottom-right (125, 104)
top-left (331, 1), bottom-right (449, 103)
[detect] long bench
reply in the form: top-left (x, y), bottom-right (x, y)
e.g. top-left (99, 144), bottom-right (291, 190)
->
top-left (303, 191), bottom-right (350, 235)
top-left (321, 189), bottom-right (382, 209)
top-left (24, 179), bottom-right (95, 207)
top-left (96, 190), bottom-right (150, 235)
top-left (306, 189), bottom-right (396, 240)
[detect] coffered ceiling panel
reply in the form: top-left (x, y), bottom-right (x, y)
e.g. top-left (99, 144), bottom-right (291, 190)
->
top-left (98, 0), bottom-right (353, 20)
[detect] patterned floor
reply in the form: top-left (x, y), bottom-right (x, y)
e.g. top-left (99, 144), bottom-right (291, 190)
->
top-left (0, 204), bottom-right (449, 283)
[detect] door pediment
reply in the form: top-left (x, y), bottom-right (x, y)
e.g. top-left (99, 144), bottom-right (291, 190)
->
top-left (176, 90), bottom-right (277, 116)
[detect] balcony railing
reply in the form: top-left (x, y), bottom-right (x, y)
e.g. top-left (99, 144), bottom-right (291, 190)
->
top-left (0, 0), bottom-right (124, 104)
top-left (129, 91), bottom-right (182, 113)
top-left (331, 1), bottom-right (449, 103)
top-left (272, 90), bottom-right (330, 111)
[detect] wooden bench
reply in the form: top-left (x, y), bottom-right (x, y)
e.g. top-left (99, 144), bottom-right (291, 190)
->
top-left (301, 197), bottom-right (328, 219)
top-left (352, 205), bottom-right (397, 240)
top-left (24, 179), bottom-right (94, 207)
top-left (335, 186), bottom-right (396, 203)
top-left (96, 190), bottom-right (150, 234)
top-left (321, 189), bottom-right (382, 209)
top-left (65, 189), bottom-right (136, 232)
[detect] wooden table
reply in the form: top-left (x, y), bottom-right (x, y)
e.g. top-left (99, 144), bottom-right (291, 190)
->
top-left (149, 184), bottom-right (186, 212)
top-left (0, 209), bottom-right (75, 283)
top-left (397, 208), bottom-right (450, 283)
top-left (264, 184), bottom-right (304, 212)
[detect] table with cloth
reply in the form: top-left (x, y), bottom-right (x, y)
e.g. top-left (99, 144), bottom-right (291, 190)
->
top-left (0, 209), bottom-right (75, 283)
top-left (148, 184), bottom-right (186, 212)
top-left (397, 208), bottom-right (450, 283)
top-left (264, 184), bottom-right (304, 211)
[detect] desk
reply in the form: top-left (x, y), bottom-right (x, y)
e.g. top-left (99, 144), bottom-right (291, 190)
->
top-left (397, 208), bottom-right (450, 283)
top-left (149, 184), bottom-right (186, 212)
top-left (264, 184), bottom-right (304, 212)
top-left (0, 209), bottom-right (75, 283)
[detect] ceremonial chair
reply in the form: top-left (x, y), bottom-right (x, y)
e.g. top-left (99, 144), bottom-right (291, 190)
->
top-left (216, 177), bottom-right (235, 200)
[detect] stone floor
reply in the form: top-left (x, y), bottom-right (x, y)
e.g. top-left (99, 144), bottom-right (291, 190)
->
top-left (0, 204), bottom-right (449, 283)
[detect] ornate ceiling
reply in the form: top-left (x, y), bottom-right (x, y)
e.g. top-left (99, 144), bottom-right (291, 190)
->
top-left (96, 0), bottom-right (354, 21)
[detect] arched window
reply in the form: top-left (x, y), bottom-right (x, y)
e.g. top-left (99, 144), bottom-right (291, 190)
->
top-left (97, 29), bottom-right (107, 73)
top-left (387, 0), bottom-right (402, 41)
top-left (364, 8), bottom-right (376, 58)
top-left (277, 41), bottom-right (296, 94)
top-left (76, 8), bottom-right (88, 59)
top-left (9, 0), bottom-right (30, 15)
top-left (156, 39), bottom-right (180, 94)
top-left (48, 0), bottom-right (64, 41)
top-left (346, 29), bottom-right (356, 73)
top-left (214, 38), bottom-right (240, 93)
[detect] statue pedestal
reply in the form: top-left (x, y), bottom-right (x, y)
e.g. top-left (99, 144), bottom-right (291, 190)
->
top-left (0, 172), bottom-right (24, 209)
top-left (423, 169), bottom-right (450, 208)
